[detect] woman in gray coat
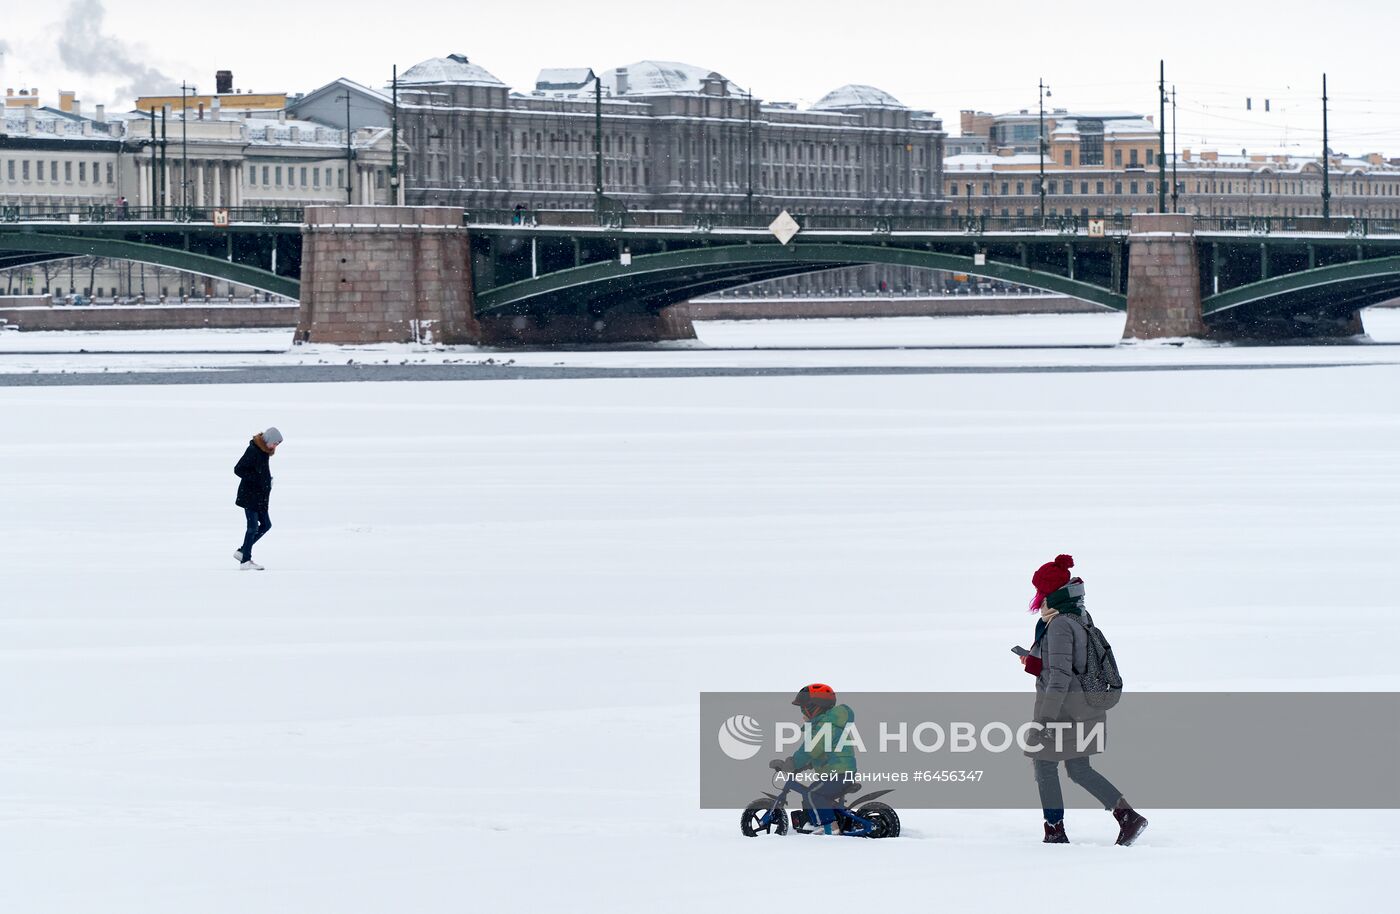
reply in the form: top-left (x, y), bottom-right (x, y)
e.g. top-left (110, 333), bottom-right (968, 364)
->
top-left (1024, 555), bottom-right (1148, 845)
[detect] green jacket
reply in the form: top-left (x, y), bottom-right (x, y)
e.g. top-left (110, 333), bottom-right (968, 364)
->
top-left (792, 703), bottom-right (858, 773)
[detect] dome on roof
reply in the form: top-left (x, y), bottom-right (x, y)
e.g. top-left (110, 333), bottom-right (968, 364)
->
top-left (602, 60), bottom-right (739, 96)
top-left (400, 54), bottom-right (506, 87)
top-left (811, 85), bottom-right (906, 111)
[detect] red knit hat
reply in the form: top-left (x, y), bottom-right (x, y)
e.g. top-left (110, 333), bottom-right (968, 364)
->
top-left (1029, 554), bottom-right (1075, 611)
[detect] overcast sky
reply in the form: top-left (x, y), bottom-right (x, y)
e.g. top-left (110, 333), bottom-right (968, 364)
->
top-left (4, 0), bottom-right (1400, 158)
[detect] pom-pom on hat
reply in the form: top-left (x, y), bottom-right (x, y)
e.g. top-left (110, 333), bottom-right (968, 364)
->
top-left (1029, 554), bottom-right (1075, 611)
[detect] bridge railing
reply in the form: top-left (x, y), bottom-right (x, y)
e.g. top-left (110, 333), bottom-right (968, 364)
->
top-left (1193, 214), bottom-right (1400, 237)
top-left (0, 204), bottom-right (306, 225)
top-left (464, 208), bottom-right (1134, 236)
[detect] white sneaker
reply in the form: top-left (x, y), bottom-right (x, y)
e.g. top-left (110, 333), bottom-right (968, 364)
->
top-left (233, 549), bottom-right (244, 563)
top-left (239, 560), bottom-right (265, 571)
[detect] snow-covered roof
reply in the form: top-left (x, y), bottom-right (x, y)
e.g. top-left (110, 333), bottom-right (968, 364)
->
top-left (400, 54), bottom-right (506, 88)
top-left (536, 68), bottom-right (595, 90)
top-left (1, 106), bottom-right (118, 139)
top-left (602, 61), bottom-right (740, 96)
top-left (810, 85), bottom-right (906, 111)
top-left (295, 77), bottom-right (390, 107)
top-left (943, 153), bottom-right (1042, 170)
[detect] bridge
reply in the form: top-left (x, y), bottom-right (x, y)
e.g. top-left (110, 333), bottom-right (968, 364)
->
top-left (3, 204), bottom-right (1400, 345)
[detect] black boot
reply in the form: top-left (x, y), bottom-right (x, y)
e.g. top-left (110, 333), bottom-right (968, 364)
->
top-left (1112, 801), bottom-right (1148, 846)
top-left (1043, 820), bottom-right (1069, 843)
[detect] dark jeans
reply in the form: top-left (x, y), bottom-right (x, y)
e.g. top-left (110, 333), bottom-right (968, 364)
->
top-left (806, 778), bottom-right (847, 827)
top-left (240, 507), bottom-right (271, 560)
top-left (1033, 757), bottom-right (1123, 824)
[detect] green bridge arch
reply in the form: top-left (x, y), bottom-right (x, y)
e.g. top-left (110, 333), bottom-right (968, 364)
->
top-left (1203, 255), bottom-right (1400, 318)
top-left (474, 242), bottom-right (1127, 314)
top-left (0, 232), bottom-right (300, 299)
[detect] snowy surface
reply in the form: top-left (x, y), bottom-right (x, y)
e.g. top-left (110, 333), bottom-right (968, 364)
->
top-left (2, 320), bottom-right (1398, 912)
top-left (3, 310), bottom-right (1400, 374)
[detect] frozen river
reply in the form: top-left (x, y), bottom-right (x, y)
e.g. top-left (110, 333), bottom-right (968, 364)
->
top-left (2, 314), bottom-right (1396, 912)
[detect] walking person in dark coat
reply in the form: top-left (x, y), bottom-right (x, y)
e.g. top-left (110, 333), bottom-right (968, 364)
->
top-left (1022, 554), bottom-right (1148, 845)
top-left (233, 427), bottom-right (283, 570)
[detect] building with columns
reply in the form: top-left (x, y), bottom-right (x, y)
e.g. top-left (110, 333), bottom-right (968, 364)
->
top-left (1, 80), bottom-right (400, 214)
top-left (397, 54), bottom-right (947, 216)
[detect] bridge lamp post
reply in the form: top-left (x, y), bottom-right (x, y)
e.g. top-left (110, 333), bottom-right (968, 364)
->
top-left (336, 93), bottom-right (354, 204)
top-left (745, 88), bottom-right (755, 223)
top-left (1038, 78), bottom-right (1051, 224)
top-left (180, 82), bottom-right (196, 212)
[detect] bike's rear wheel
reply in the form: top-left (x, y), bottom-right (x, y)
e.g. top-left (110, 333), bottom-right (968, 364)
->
top-left (740, 801), bottom-right (789, 836)
top-left (855, 801), bottom-right (900, 838)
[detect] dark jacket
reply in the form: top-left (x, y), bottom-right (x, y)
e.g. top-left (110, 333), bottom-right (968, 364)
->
top-left (1026, 609), bottom-right (1107, 761)
top-left (234, 439), bottom-right (273, 510)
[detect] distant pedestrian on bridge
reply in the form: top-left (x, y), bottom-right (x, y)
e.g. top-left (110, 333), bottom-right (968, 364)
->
top-left (233, 427), bottom-right (283, 571)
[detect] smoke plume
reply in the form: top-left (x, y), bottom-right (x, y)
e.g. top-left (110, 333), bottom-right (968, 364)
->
top-left (55, 0), bottom-right (178, 103)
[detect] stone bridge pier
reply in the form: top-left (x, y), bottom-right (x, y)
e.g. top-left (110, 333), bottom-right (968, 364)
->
top-left (1122, 213), bottom-right (1207, 340)
top-left (297, 205), bottom-right (695, 347)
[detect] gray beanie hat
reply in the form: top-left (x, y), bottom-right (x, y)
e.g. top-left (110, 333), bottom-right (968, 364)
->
top-left (262, 427), bottom-right (284, 446)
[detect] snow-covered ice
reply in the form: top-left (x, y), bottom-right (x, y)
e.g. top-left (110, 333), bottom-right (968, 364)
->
top-left (2, 316), bottom-right (1397, 912)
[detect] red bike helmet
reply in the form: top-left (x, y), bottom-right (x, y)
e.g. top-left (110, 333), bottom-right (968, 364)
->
top-left (792, 683), bottom-right (837, 719)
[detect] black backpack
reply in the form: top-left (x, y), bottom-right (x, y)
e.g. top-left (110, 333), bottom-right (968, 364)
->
top-left (1063, 614), bottom-right (1123, 710)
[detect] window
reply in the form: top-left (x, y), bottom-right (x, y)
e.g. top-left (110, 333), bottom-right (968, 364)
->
top-left (300, 167), bottom-right (308, 186)
top-left (37, 161), bottom-right (44, 181)
top-left (1129, 149), bottom-right (1139, 167)
top-left (1078, 122), bottom-right (1104, 166)
top-left (1146, 149), bottom-right (1154, 165)
top-left (1063, 150), bottom-right (1072, 166)
top-left (1096, 181), bottom-right (1105, 194)
top-left (106, 163), bottom-right (114, 184)
top-left (338, 168), bottom-right (344, 188)
top-left (1016, 182), bottom-right (1025, 195)
top-left (51, 160), bottom-right (59, 181)
top-left (1130, 181), bottom-right (1138, 194)
top-left (1080, 181), bottom-right (1088, 194)
top-left (313, 168), bottom-right (320, 187)
top-left (5, 160), bottom-right (12, 180)
top-left (1049, 181), bottom-right (1058, 194)
top-left (1114, 148), bottom-right (1123, 166)
top-left (79, 162), bottom-right (86, 182)
top-left (1000, 182), bottom-right (1009, 195)
top-left (263, 166), bottom-right (270, 184)
top-left (1114, 181), bottom-right (1123, 194)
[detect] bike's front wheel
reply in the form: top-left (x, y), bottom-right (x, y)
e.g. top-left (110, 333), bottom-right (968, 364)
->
top-left (740, 800), bottom-right (789, 836)
top-left (855, 801), bottom-right (901, 838)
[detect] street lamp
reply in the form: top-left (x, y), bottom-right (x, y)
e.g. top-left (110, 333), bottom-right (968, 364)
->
top-left (1038, 78), bottom-right (1051, 224)
top-left (593, 69), bottom-right (604, 220)
top-left (746, 87), bottom-right (755, 223)
top-left (390, 64), bottom-right (399, 205)
top-left (336, 92), bottom-right (354, 204)
top-left (181, 82), bottom-right (196, 210)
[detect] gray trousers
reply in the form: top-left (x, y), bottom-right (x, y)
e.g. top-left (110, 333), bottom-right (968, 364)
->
top-left (1033, 757), bottom-right (1123, 813)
